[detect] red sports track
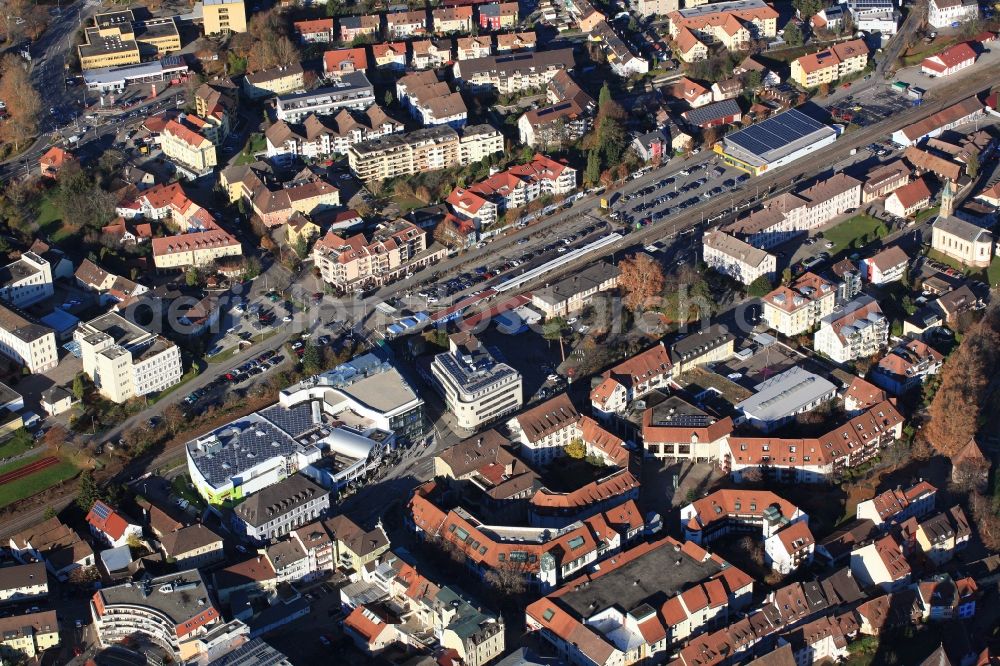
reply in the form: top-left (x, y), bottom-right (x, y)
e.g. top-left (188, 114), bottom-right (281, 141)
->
top-left (0, 457), bottom-right (59, 484)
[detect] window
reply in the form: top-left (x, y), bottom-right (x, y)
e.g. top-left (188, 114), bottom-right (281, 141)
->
top-left (542, 608), bottom-right (555, 621)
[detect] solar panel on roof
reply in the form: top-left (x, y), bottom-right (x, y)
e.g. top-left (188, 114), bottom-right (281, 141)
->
top-left (92, 502), bottom-right (111, 520)
top-left (727, 109), bottom-right (830, 158)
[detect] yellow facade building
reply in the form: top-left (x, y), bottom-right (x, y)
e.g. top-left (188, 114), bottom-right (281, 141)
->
top-left (78, 11), bottom-right (180, 70)
top-left (161, 119), bottom-right (218, 174)
top-left (0, 611), bottom-right (59, 660)
top-left (202, 0), bottom-right (248, 35)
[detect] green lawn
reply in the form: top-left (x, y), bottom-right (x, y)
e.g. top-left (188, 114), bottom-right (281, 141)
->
top-left (149, 366), bottom-right (200, 405)
top-left (171, 474), bottom-right (206, 509)
top-left (824, 214), bottom-right (888, 255)
top-left (0, 430), bottom-right (36, 460)
top-left (0, 458), bottom-right (79, 509)
top-left (914, 205), bottom-right (940, 225)
top-left (34, 194), bottom-right (77, 242)
top-left (234, 134), bottom-right (266, 166)
top-left (392, 195), bottom-right (425, 214)
top-left (208, 345), bottom-right (242, 364)
top-left (988, 256), bottom-right (1000, 286)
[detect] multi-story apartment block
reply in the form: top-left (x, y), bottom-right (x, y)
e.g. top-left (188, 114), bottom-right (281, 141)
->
top-left (91, 571), bottom-right (221, 659)
top-left (395, 70), bottom-right (469, 127)
top-left (447, 154), bottom-right (577, 227)
top-left (193, 81), bottom-right (237, 143)
top-left (0, 611), bottom-right (59, 659)
top-left (791, 38), bottom-right (869, 87)
top-left (9, 517), bottom-right (95, 582)
top-left (430, 332), bottom-right (523, 430)
top-left (726, 173), bottom-right (862, 249)
top-left (681, 489), bottom-right (808, 545)
top-left (202, 0), bottom-right (247, 34)
top-left (265, 540), bottom-right (310, 583)
top-left (347, 124), bottom-right (502, 181)
top-left (862, 160), bottom-right (910, 203)
top-left (313, 220), bottom-right (446, 290)
top-left (856, 480), bottom-right (937, 529)
top-left (531, 260), bottom-right (620, 317)
top-left (668, 0), bottom-right (779, 49)
top-left (0, 303), bottom-right (58, 372)
top-left (291, 521), bottom-right (335, 579)
top-left (525, 537), bottom-right (754, 663)
top-left (872, 339), bottom-right (944, 395)
top-left (0, 562), bottom-right (48, 605)
top-left (339, 15), bottom-right (381, 42)
top-left (294, 18), bottom-right (335, 43)
top-left (265, 106), bottom-right (404, 163)
top-left (518, 71), bottom-right (595, 147)
top-left (76, 312), bottom-right (183, 403)
top-left (702, 230), bottom-right (776, 286)
top-left (479, 2), bottom-right (520, 30)
top-left (762, 272), bottom-right (837, 336)
top-left (159, 525), bottom-right (225, 570)
top-left (505, 393), bottom-right (580, 465)
top-left (386, 10), bottom-right (427, 38)
top-left (161, 119), bottom-right (217, 174)
top-left (764, 520), bottom-right (815, 574)
top-left (914, 506), bottom-right (971, 565)
top-left (0, 251), bottom-right (53, 308)
top-left (411, 39), bottom-right (451, 69)
top-left (631, 0), bottom-right (679, 17)
top-left (669, 323), bottom-right (735, 375)
top-left (233, 473), bottom-right (330, 542)
top-left (928, 0), bottom-right (978, 28)
top-left (850, 535), bottom-right (911, 592)
top-left (78, 11), bottom-right (180, 70)
top-left (433, 6), bottom-right (473, 32)
top-left (275, 72), bottom-right (376, 122)
top-left (242, 64), bottom-right (306, 100)
top-left (592, 20), bottom-right (651, 77)
top-left (813, 296), bottom-right (889, 364)
top-left (452, 49), bottom-right (576, 94)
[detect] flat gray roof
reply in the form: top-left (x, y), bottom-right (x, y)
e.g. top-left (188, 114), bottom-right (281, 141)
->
top-left (96, 570), bottom-right (215, 626)
top-left (736, 366), bottom-right (836, 422)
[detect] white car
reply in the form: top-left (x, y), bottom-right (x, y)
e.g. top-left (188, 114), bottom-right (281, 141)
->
top-left (283, 315), bottom-right (293, 322)
top-left (566, 317), bottom-right (578, 324)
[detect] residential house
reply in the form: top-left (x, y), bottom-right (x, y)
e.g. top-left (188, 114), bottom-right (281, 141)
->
top-left (589, 341), bottom-right (672, 418)
top-left (232, 474), bottom-right (331, 542)
top-left (790, 39), bottom-right (869, 88)
top-left (863, 160), bottom-right (911, 203)
top-left (456, 36), bottom-right (492, 60)
top-left (479, 2), bottom-right (519, 30)
top-left (860, 246), bottom-right (909, 285)
top-left (242, 63), bottom-right (306, 99)
top-left (855, 481), bottom-right (938, 529)
top-left (86, 501), bottom-right (143, 549)
top-left (0, 611), bottom-right (59, 659)
top-left (339, 15), bottom-right (380, 42)
top-left (669, 323), bottom-right (736, 375)
top-left (850, 534), bottom-right (912, 592)
top-left (372, 42), bottom-right (407, 71)
top-left (265, 106), bottom-right (404, 163)
top-left (323, 47), bottom-right (369, 74)
top-left (0, 562), bottom-right (48, 605)
top-left (494, 31), bottom-right (536, 52)
top-left (8, 517), bottom-right (96, 581)
top-left (928, 0), bottom-right (978, 28)
top-left (38, 146), bottom-right (75, 180)
top-left (159, 525), bottom-right (225, 569)
top-left (294, 18), bottom-right (335, 43)
top-left (885, 176), bottom-right (932, 218)
top-left (433, 6), bottom-right (473, 33)
top-left (386, 10), bottom-right (427, 38)
top-left (675, 26), bottom-right (708, 62)
top-left (265, 540), bottom-right (309, 583)
top-left (326, 515), bottom-right (390, 573)
top-left (411, 39), bottom-right (451, 69)
top-left (160, 118), bottom-right (217, 174)
top-left (872, 339), bottom-right (944, 395)
top-left (915, 507), bottom-right (971, 566)
top-left (764, 520), bottom-right (816, 575)
top-left (672, 76), bottom-right (713, 108)
top-left (347, 124), bottom-right (501, 182)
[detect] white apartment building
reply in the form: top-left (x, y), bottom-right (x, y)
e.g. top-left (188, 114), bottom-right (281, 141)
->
top-left (233, 474), bottom-right (330, 542)
top-left (452, 49), bottom-right (576, 94)
top-left (0, 303), bottom-right (58, 372)
top-left (702, 230), bottom-right (776, 286)
top-left (762, 272), bottom-right (837, 336)
top-left (0, 563), bottom-right (48, 604)
top-left (629, 0), bottom-right (678, 17)
top-left (850, 535), bottom-right (911, 592)
top-left (430, 333), bottom-right (523, 430)
top-left (505, 392), bottom-right (580, 465)
top-left (347, 124), bottom-right (503, 182)
top-left (265, 107), bottom-right (405, 163)
top-left (0, 252), bottom-right (53, 308)
top-left (726, 174), bottom-right (862, 249)
top-left (275, 73), bottom-right (377, 123)
top-left (75, 312), bottom-right (183, 403)
top-left (928, 0), bottom-right (978, 28)
top-left (813, 296), bottom-right (889, 364)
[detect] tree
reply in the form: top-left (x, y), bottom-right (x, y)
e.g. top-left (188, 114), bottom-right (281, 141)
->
top-left (185, 266), bottom-right (199, 287)
top-left (747, 275), bottom-right (774, 298)
top-left (53, 162), bottom-right (116, 229)
top-left (781, 267), bottom-right (792, 284)
top-left (0, 54), bottom-right (41, 151)
top-left (817, 82), bottom-right (831, 97)
top-left (72, 373), bottom-right (86, 401)
top-left (243, 256), bottom-right (262, 280)
top-left (484, 559), bottom-right (527, 595)
top-left (384, 90), bottom-right (394, 107)
top-left (542, 317), bottom-right (565, 347)
top-left (744, 69), bottom-right (762, 92)
top-left (77, 471), bottom-right (101, 511)
top-left (302, 344), bottom-right (322, 375)
top-left (584, 150), bottom-right (601, 187)
top-left (792, 0), bottom-right (823, 20)
top-left (966, 153), bottom-right (979, 180)
top-left (783, 21), bottom-right (804, 47)
top-left (618, 252), bottom-right (665, 311)
top-left (44, 425), bottom-right (69, 452)
top-left (43, 507), bottom-right (57, 520)
top-left (564, 438), bottom-right (586, 459)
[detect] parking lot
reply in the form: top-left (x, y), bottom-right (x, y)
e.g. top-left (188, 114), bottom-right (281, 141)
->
top-left (833, 83), bottom-right (923, 127)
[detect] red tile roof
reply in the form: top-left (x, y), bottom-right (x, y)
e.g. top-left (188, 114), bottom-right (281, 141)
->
top-left (86, 501), bottom-right (131, 541)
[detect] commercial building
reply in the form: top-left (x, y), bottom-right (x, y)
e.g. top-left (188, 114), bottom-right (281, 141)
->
top-left (78, 11), bottom-right (180, 70)
top-left (531, 261), bottom-right (619, 317)
top-left (762, 272), bottom-right (837, 336)
top-left (83, 55), bottom-right (189, 93)
top-left (813, 296), bottom-right (889, 364)
top-left (735, 367), bottom-right (838, 433)
top-left (91, 571), bottom-right (221, 659)
top-left (0, 251), bottom-right (53, 309)
top-left (0, 562), bottom-right (48, 605)
top-left (641, 394), bottom-right (735, 461)
top-left (430, 332), bottom-right (523, 430)
top-left (790, 39), bottom-right (869, 88)
top-left (702, 230), bottom-right (776, 286)
top-left (233, 474), bottom-right (330, 542)
top-left (201, 0), bottom-right (247, 34)
top-left (347, 124), bottom-right (503, 181)
top-left (667, 0), bottom-right (779, 49)
top-left (891, 96), bottom-right (984, 146)
top-left (313, 221), bottom-right (446, 290)
top-left (161, 119), bottom-right (217, 174)
top-left (0, 611), bottom-right (59, 660)
top-left (275, 72), bottom-right (376, 122)
top-left (242, 64), bottom-right (306, 100)
top-left (452, 49), bottom-right (576, 94)
top-left (0, 303), bottom-right (58, 372)
top-left (716, 108), bottom-right (839, 175)
top-left (266, 106), bottom-right (404, 163)
top-left (928, 0), bottom-right (978, 28)
top-left (921, 41), bottom-right (977, 76)
top-left (187, 353), bottom-right (425, 504)
top-left (525, 537), bottom-right (754, 663)
top-left (727, 173), bottom-right (862, 249)
top-left (76, 312), bottom-right (183, 403)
